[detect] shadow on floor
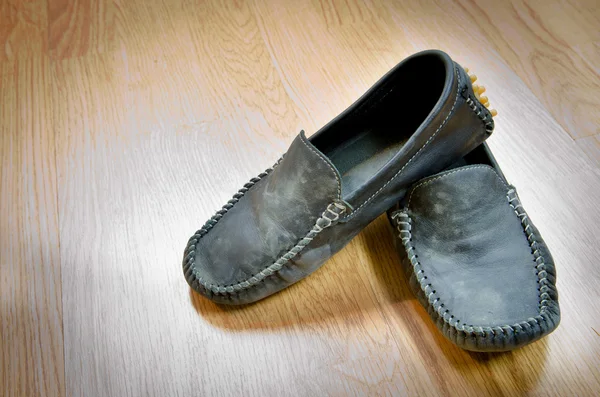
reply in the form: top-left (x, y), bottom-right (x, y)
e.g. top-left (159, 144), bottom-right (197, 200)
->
top-left (189, 215), bottom-right (414, 330)
top-left (364, 215), bottom-right (550, 391)
top-left (188, 214), bottom-right (549, 393)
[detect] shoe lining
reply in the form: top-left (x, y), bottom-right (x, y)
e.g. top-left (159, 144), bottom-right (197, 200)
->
top-left (312, 54), bottom-right (447, 199)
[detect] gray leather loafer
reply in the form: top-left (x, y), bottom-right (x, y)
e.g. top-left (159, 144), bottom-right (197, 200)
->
top-left (388, 143), bottom-right (560, 351)
top-left (184, 50), bottom-right (495, 305)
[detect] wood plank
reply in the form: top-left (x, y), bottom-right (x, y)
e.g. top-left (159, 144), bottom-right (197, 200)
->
top-left (0, 0), bottom-right (47, 60)
top-left (0, 55), bottom-right (65, 397)
top-left (48, 0), bottom-right (115, 59)
top-left (454, 0), bottom-right (600, 139)
top-left (51, 2), bottom-right (419, 394)
top-left (0, 0), bottom-right (596, 395)
top-left (252, 0), bottom-right (600, 394)
top-left (577, 134), bottom-right (600, 166)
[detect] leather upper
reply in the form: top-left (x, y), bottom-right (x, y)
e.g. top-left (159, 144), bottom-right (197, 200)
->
top-left (191, 132), bottom-right (341, 291)
top-left (407, 166), bottom-right (541, 326)
top-left (184, 50), bottom-right (494, 304)
top-left (389, 145), bottom-right (560, 351)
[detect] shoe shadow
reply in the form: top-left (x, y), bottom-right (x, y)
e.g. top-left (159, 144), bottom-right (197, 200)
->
top-left (189, 215), bottom-right (413, 330)
top-left (409, 302), bottom-right (550, 393)
top-left (367, 214), bottom-right (549, 392)
top-left (190, 211), bottom-right (549, 391)
top-left (188, 262), bottom-right (379, 331)
top-left (360, 214), bottom-right (416, 304)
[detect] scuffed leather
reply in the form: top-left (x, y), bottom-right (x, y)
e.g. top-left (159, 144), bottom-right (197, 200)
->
top-left (291, 62), bottom-right (489, 276)
top-left (185, 50), bottom-right (493, 305)
top-left (191, 132), bottom-right (340, 295)
top-left (411, 167), bottom-right (540, 325)
top-left (389, 159), bottom-right (560, 351)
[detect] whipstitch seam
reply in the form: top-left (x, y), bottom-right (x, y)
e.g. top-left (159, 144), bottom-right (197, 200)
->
top-left (466, 95), bottom-right (494, 133)
top-left (188, 202), bottom-right (346, 295)
top-left (183, 158), bottom-right (346, 295)
top-left (507, 188), bottom-right (553, 312)
top-left (393, 169), bottom-right (556, 342)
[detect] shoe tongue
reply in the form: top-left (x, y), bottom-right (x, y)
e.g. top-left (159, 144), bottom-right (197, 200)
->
top-left (266, 131), bottom-right (341, 205)
top-left (281, 130), bottom-right (341, 184)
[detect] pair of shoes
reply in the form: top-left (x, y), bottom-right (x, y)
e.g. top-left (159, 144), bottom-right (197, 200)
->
top-left (182, 50), bottom-right (560, 351)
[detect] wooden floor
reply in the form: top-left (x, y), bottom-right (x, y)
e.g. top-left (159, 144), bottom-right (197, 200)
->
top-left (1, 0), bottom-right (599, 395)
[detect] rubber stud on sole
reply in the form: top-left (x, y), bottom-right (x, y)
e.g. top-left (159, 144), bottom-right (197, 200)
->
top-left (465, 66), bottom-right (497, 117)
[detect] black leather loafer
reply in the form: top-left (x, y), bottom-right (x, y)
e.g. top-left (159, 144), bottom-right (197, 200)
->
top-left (184, 50), bottom-right (495, 305)
top-left (388, 143), bottom-right (560, 351)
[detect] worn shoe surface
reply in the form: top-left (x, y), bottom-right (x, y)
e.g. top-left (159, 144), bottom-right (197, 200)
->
top-left (184, 50), bottom-right (494, 304)
top-left (388, 143), bottom-right (560, 351)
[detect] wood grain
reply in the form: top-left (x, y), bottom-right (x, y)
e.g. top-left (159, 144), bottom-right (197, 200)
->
top-left (2, 0), bottom-right (600, 395)
top-left (252, 1), bottom-right (600, 395)
top-left (0, 0), bottom-right (47, 60)
top-left (48, 0), bottom-right (115, 59)
top-left (0, 56), bottom-right (65, 397)
top-left (455, 0), bottom-right (600, 139)
top-left (577, 134), bottom-right (600, 166)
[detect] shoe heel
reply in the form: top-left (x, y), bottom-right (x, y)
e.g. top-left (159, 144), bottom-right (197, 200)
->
top-left (464, 67), bottom-right (497, 117)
